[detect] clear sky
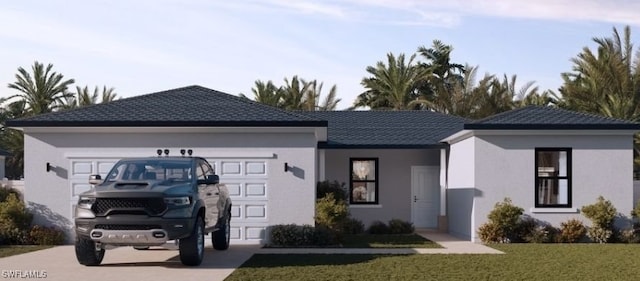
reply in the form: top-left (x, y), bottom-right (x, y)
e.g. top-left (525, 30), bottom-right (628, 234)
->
top-left (1, 0), bottom-right (639, 109)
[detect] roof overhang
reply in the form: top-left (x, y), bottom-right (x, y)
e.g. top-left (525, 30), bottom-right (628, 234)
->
top-left (441, 129), bottom-right (639, 144)
top-left (318, 142), bottom-right (449, 149)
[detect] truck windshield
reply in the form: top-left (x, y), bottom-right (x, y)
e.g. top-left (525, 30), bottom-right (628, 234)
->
top-left (105, 160), bottom-right (192, 182)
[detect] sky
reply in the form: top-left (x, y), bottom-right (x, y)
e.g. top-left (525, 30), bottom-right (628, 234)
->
top-left (1, 0), bottom-right (639, 110)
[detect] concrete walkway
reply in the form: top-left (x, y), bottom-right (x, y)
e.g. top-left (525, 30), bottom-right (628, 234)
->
top-left (259, 230), bottom-right (503, 254)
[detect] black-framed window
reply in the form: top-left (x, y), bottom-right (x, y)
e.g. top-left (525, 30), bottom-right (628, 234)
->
top-left (535, 148), bottom-right (572, 207)
top-left (349, 158), bottom-right (378, 204)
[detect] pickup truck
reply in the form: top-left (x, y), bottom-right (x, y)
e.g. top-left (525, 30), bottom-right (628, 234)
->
top-left (74, 151), bottom-right (232, 266)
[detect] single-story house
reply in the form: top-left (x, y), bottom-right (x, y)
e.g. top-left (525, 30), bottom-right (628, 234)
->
top-left (7, 85), bottom-right (640, 243)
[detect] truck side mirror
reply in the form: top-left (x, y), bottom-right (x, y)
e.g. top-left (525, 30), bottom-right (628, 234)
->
top-left (197, 175), bottom-right (219, 185)
top-left (89, 174), bottom-right (102, 185)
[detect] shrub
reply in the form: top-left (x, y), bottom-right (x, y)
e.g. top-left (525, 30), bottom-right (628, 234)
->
top-left (315, 193), bottom-right (348, 232)
top-left (488, 198), bottom-right (524, 235)
top-left (513, 217), bottom-right (537, 242)
top-left (619, 228), bottom-right (640, 243)
top-left (581, 196), bottom-right (617, 243)
top-left (269, 224), bottom-right (336, 247)
top-left (631, 201), bottom-right (640, 220)
top-left (581, 196), bottom-right (617, 229)
top-left (477, 198), bottom-right (524, 243)
top-left (341, 218), bottom-right (365, 234)
top-left (525, 225), bottom-right (558, 243)
top-left (388, 219), bottom-right (414, 234)
top-left (367, 220), bottom-right (390, 234)
top-left (0, 187), bottom-right (21, 202)
top-left (28, 225), bottom-right (65, 245)
top-left (477, 222), bottom-right (505, 243)
top-left (316, 181), bottom-right (347, 201)
top-left (0, 193), bottom-right (33, 245)
top-left (559, 219), bottom-right (586, 243)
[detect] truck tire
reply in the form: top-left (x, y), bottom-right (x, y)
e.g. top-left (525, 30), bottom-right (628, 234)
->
top-left (75, 237), bottom-right (105, 266)
top-left (179, 216), bottom-right (204, 266)
top-left (213, 212), bottom-right (230, 250)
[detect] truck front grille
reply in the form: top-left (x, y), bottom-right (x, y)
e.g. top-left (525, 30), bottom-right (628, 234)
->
top-left (95, 224), bottom-right (162, 230)
top-left (92, 198), bottom-right (167, 216)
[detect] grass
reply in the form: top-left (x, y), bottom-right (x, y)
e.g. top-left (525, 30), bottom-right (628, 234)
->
top-left (227, 244), bottom-right (640, 281)
top-left (341, 234), bottom-right (441, 248)
top-left (0, 245), bottom-right (53, 258)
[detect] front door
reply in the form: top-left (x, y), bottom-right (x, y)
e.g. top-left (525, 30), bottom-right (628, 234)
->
top-left (411, 166), bottom-right (440, 228)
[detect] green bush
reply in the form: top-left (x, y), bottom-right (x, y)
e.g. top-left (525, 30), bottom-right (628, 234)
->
top-left (559, 219), bottom-right (586, 243)
top-left (488, 198), bottom-right (524, 235)
top-left (581, 196), bottom-right (617, 243)
top-left (388, 219), bottom-right (414, 234)
top-left (0, 187), bottom-right (21, 202)
top-left (513, 217), bottom-right (537, 242)
top-left (525, 225), bottom-right (558, 243)
top-left (581, 196), bottom-right (617, 229)
top-left (367, 220), bottom-right (390, 234)
top-left (28, 225), bottom-right (65, 245)
top-left (0, 193), bottom-right (33, 245)
top-left (477, 222), bottom-right (505, 243)
top-left (315, 193), bottom-right (349, 232)
top-left (618, 228), bottom-right (640, 243)
top-left (316, 181), bottom-right (347, 201)
top-left (341, 218), bottom-right (365, 235)
top-left (269, 224), bottom-right (335, 247)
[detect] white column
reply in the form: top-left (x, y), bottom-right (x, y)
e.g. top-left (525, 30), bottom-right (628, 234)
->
top-left (318, 149), bottom-right (326, 181)
top-left (439, 148), bottom-right (447, 216)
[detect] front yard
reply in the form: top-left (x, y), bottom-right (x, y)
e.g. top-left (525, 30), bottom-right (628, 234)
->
top-left (227, 244), bottom-right (640, 280)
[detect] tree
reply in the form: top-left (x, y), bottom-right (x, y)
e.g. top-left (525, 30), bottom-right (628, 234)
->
top-left (0, 99), bottom-right (27, 179)
top-left (281, 75), bottom-right (311, 110)
top-left (559, 25), bottom-right (640, 121)
top-left (304, 80), bottom-right (341, 111)
top-left (355, 53), bottom-right (427, 110)
top-left (417, 40), bottom-right (465, 109)
top-left (239, 80), bottom-right (283, 108)
top-left (7, 61), bottom-right (74, 115)
top-left (558, 25), bottom-right (640, 174)
top-left (63, 85), bottom-right (118, 109)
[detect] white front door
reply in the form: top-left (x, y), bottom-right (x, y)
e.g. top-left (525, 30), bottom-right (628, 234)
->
top-left (411, 166), bottom-right (440, 228)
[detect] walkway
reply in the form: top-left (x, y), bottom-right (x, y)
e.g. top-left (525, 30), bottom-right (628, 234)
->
top-left (258, 229), bottom-right (504, 254)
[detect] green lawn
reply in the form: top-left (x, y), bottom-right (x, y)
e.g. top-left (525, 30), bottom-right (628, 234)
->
top-left (341, 234), bottom-right (441, 248)
top-left (227, 244), bottom-right (640, 281)
top-left (0, 245), bottom-right (53, 258)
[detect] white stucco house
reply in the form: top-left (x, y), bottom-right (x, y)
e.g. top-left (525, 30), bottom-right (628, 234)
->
top-left (7, 86), bottom-right (640, 243)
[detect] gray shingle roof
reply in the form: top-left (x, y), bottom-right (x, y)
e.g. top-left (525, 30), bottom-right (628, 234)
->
top-left (6, 85), bottom-right (326, 127)
top-left (302, 111), bottom-right (467, 148)
top-left (465, 106), bottom-right (640, 130)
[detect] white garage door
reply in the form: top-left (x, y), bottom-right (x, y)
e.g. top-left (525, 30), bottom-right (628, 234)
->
top-left (68, 155), bottom-right (270, 244)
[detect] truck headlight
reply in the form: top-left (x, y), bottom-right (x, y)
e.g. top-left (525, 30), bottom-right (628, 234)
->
top-left (164, 196), bottom-right (190, 206)
top-left (78, 196), bottom-right (96, 209)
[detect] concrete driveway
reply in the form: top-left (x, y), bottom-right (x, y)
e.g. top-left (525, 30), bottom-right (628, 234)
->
top-left (0, 242), bottom-right (259, 281)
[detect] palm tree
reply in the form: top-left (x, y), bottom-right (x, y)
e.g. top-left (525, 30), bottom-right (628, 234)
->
top-left (281, 76), bottom-right (311, 110)
top-left (417, 40), bottom-right (465, 104)
top-left (7, 61), bottom-right (74, 115)
top-left (355, 53), bottom-right (426, 110)
top-left (239, 80), bottom-right (283, 107)
top-left (304, 80), bottom-right (341, 111)
top-left (559, 25), bottom-right (640, 175)
top-left (0, 99), bottom-right (27, 179)
top-left (559, 25), bottom-right (640, 121)
top-left (63, 85), bottom-right (119, 109)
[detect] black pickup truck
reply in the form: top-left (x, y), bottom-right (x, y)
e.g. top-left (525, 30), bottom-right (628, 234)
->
top-left (74, 151), bottom-right (232, 266)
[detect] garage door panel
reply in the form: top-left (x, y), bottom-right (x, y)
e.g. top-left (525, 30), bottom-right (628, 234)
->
top-left (72, 182), bottom-right (91, 197)
top-left (72, 162), bottom-right (93, 176)
top-left (245, 162), bottom-right (266, 175)
top-left (245, 183), bottom-right (266, 197)
top-left (221, 161), bottom-right (242, 176)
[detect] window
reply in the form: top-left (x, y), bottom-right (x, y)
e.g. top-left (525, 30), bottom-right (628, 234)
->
top-left (350, 158), bottom-right (378, 204)
top-left (535, 148), bottom-right (572, 207)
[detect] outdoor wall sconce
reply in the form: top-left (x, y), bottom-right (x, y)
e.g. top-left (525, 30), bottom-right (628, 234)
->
top-left (46, 162), bottom-right (52, 172)
top-left (284, 162), bottom-right (289, 172)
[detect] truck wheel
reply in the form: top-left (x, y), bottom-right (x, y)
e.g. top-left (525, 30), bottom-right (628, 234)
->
top-left (75, 237), bottom-right (105, 266)
top-left (213, 213), bottom-right (230, 250)
top-left (179, 216), bottom-right (204, 266)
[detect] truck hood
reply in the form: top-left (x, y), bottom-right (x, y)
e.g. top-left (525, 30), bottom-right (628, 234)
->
top-left (83, 180), bottom-right (192, 197)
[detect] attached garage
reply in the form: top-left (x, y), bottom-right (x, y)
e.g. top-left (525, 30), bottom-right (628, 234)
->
top-left (9, 86), bottom-right (327, 244)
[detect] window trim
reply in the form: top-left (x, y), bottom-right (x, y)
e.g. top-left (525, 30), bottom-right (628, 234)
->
top-left (534, 148), bottom-right (572, 208)
top-left (349, 158), bottom-right (379, 205)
